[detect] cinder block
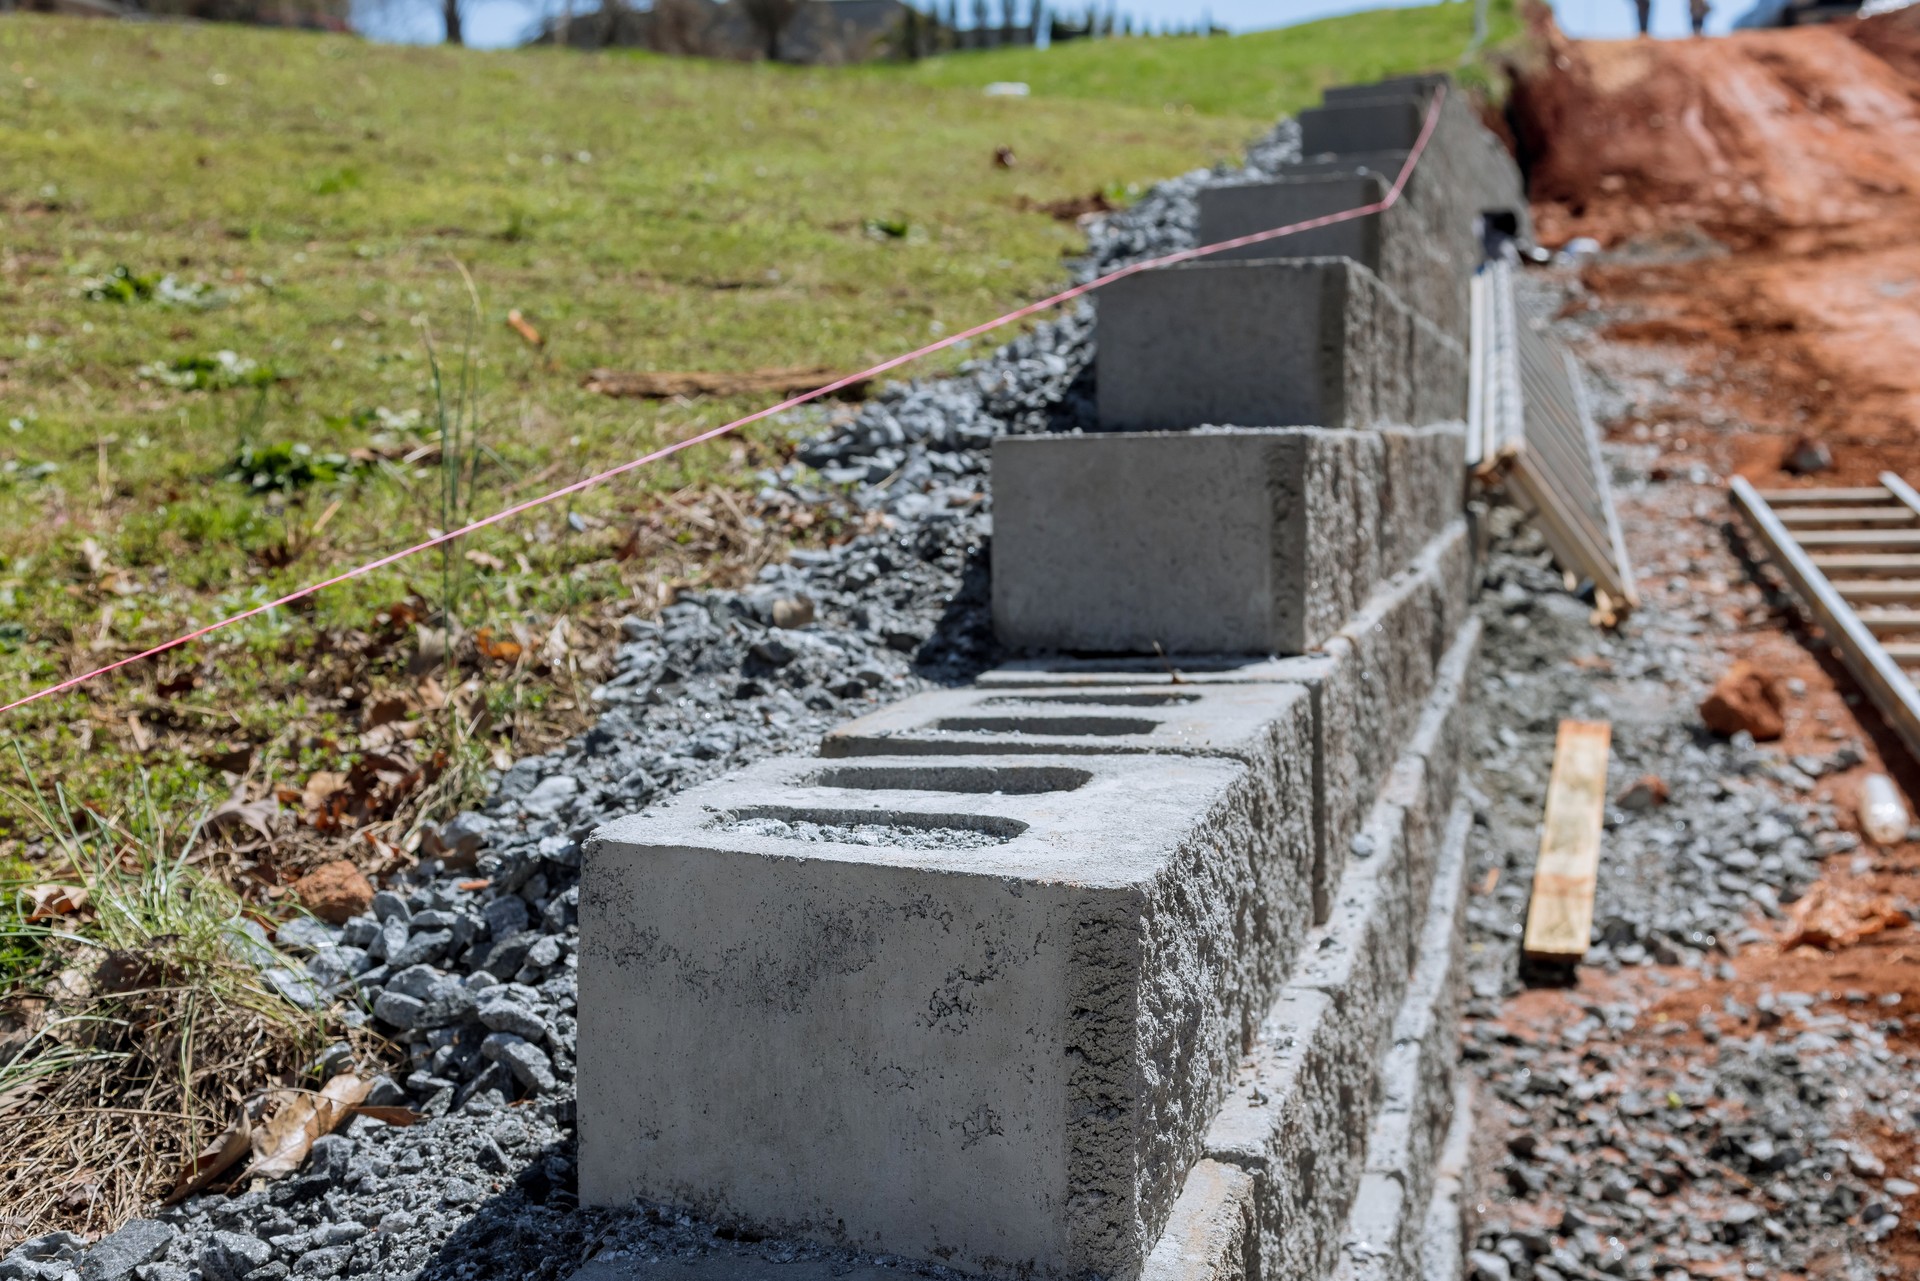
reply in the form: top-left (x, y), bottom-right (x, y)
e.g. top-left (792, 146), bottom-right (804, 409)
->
top-left (990, 428), bottom-right (1381, 656)
top-left (1381, 617), bottom-right (1482, 914)
top-left (1195, 175), bottom-right (1468, 343)
top-left (1298, 97), bottom-right (1428, 157)
top-left (991, 426), bottom-right (1462, 658)
top-left (1095, 258), bottom-right (1465, 433)
top-left (1321, 74), bottom-right (1449, 107)
top-left (1141, 1160), bottom-right (1257, 1281)
top-left (985, 521), bottom-right (1472, 926)
top-left (821, 680), bottom-right (1311, 766)
top-left (580, 751), bottom-right (1310, 1281)
top-left (1204, 795), bottom-right (1473, 1281)
top-left (1418, 1085), bottom-right (1475, 1281)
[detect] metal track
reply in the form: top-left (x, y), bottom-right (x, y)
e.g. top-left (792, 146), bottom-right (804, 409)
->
top-left (1730, 473), bottom-right (1920, 766)
top-left (1469, 260), bottom-right (1638, 613)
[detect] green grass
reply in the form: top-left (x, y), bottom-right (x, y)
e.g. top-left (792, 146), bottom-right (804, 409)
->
top-left (0, 15), bottom-right (1257, 837)
top-left (871, 0), bottom-right (1520, 119)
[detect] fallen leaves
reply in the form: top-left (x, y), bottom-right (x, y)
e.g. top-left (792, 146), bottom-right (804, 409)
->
top-left (23, 883), bottom-right (89, 922)
top-left (249, 1073), bottom-right (371, 1177)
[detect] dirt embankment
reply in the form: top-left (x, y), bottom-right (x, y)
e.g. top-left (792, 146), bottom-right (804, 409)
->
top-left (1506, 13), bottom-right (1920, 485)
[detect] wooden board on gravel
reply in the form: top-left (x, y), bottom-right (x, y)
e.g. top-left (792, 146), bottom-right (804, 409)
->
top-left (1522, 719), bottom-right (1613, 966)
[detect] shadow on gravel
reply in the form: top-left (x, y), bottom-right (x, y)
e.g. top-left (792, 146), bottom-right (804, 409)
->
top-left (910, 536), bottom-right (1000, 683)
top-left (417, 1138), bottom-right (611, 1281)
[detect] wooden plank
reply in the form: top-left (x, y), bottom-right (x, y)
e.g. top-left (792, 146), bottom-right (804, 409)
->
top-left (1811, 553), bottom-right (1920, 576)
top-left (1521, 720), bottom-right (1613, 965)
top-left (1775, 506), bottom-right (1914, 527)
top-left (1834, 579), bottom-right (1920, 603)
top-left (1794, 529), bottom-right (1920, 551)
top-left (1755, 486), bottom-right (1891, 504)
top-left (1732, 477), bottom-right (1920, 767)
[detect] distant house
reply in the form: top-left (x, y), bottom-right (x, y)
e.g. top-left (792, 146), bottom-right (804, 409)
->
top-left (531, 0), bottom-right (915, 63)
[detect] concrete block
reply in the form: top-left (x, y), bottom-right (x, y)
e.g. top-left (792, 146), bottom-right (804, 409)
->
top-left (572, 1257), bottom-right (908, 1281)
top-left (1198, 173), bottom-right (1388, 266)
top-left (1418, 1085), bottom-right (1475, 1281)
top-left (985, 520), bottom-right (1471, 926)
top-left (991, 425), bottom-right (1463, 659)
top-left (1381, 617), bottom-right (1482, 914)
top-left (1141, 1160), bottom-right (1257, 1281)
top-left (1196, 175), bottom-right (1468, 344)
top-left (1321, 75), bottom-right (1450, 107)
top-left (580, 751), bottom-right (1310, 1281)
top-left (821, 680), bottom-right (1311, 767)
top-left (1298, 97), bottom-right (1428, 157)
top-left (990, 428), bottom-right (1383, 657)
top-left (1095, 258), bottom-right (1464, 433)
top-left (1204, 789), bottom-right (1473, 1281)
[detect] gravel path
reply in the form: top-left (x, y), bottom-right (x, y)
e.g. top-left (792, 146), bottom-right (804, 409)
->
top-left (1455, 267), bottom-right (1919, 1281)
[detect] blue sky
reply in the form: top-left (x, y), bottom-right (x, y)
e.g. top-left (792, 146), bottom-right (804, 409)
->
top-left (355, 0), bottom-right (1746, 56)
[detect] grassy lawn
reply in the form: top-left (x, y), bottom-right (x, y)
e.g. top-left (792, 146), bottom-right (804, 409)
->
top-left (0, 16), bottom-right (1258, 849)
top-left (871, 0), bottom-right (1520, 118)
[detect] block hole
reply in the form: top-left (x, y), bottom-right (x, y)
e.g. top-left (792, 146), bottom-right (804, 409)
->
top-left (806, 764), bottom-right (1093, 794)
top-left (931, 715), bottom-right (1159, 737)
top-left (978, 691), bottom-right (1199, 708)
top-left (715, 806), bottom-right (1027, 848)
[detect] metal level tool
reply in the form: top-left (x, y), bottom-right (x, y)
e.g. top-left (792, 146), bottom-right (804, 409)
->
top-left (1731, 473), bottom-right (1920, 766)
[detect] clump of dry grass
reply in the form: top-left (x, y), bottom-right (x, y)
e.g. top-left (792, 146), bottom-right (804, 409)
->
top-left (0, 766), bottom-right (326, 1249)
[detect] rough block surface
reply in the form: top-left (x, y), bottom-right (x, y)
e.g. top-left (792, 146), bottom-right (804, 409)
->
top-left (580, 751), bottom-right (1310, 1281)
top-left (1140, 1160), bottom-right (1257, 1281)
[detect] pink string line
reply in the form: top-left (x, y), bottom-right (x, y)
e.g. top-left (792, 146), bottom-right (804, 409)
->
top-left (3, 88), bottom-right (1444, 718)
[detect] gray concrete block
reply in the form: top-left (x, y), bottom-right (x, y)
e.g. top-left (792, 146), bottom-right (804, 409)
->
top-left (1333, 1173), bottom-right (1411, 1281)
top-left (1204, 782), bottom-right (1474, 1281)
top-left (580, 751), bottom-right (1308, 1281)
top-left (820, 680), bottom-right (1310, 766)
top-left (1140, 1160), bottom-right (1257, 1281)
top-left (1321, 75), bottom-right (1449, 107)
top-left (1298, 97), bottom-right (1428, 157)
top-left (1418, 1084), bottom-right (1475, 1281)
top-left (1196, 175), bottom-right (1468, 344)
top-left (985, 520), bottom-right (1471, 927)
top-left (990, 428), bottom-right (1382, 657)
top-left (573, 1257), bottom-right (909, 1281)
top-left (990, 426), bottom-right (1462, 659)
top-left (1381, 617), bottom-right (1482, 914)
top-left (1095, 257), bottom-right (1463, 433)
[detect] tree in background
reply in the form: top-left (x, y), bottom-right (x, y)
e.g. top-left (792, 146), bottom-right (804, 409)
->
top-left (743, 0), bottom-right (801, 58)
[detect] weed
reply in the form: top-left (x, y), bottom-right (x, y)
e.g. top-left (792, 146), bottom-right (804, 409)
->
top-left (80, 264), bottom-right (158, 303)
top-left (0, 763), bottom-right (324, 1245)
top-left (137, 351), bottom-right (278, 392)
top-left (226, 441), bottom-right (354, 492)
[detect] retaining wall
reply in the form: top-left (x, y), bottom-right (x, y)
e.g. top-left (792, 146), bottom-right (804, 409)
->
top-left (576, 70), bottom-right (1523, 1281)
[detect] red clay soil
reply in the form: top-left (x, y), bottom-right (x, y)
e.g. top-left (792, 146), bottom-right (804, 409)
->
top-left (1506, 11), bottom-right (1920, 487)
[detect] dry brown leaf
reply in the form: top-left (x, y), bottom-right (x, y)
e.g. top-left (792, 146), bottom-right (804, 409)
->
top-left (302, 771), bottom-right (348, 813)
top-left (347, 1105), bottom-right (424, 1126)
top-left (464, 548), bottom-right (507, 572)
top-left (166, 1110), bottom-right (253, 1203)
top-left (248, 1073), bottom-right (372, 1178)
top-left (207, 793), bottom-right (277, 846)
top-left (24, 884), bottom-right (89, 922)
top-left (541, 616), bottom-right (572, 668)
